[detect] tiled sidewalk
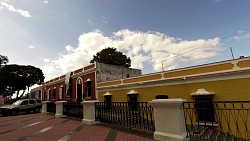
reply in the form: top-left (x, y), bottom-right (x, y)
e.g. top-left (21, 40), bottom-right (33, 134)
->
top-left (0, 113), bottom-right (156, 141)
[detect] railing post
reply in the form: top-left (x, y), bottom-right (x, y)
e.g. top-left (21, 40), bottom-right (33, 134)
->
top-left (55, 101), bottom-right (67, 117)
top-left (82, 100), bottom-right (99, 125)
top-left (41, 101), bottom-right (49, 113)
top-left (149, 98), bottom-right (189, 141)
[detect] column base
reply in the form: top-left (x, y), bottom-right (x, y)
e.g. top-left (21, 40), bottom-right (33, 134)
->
top-left (154, 131), bottom-right (189, 141)
top-left (55, 114), bottom-right (66, 118)
top-left (82, 119), bottom-right (99, 125)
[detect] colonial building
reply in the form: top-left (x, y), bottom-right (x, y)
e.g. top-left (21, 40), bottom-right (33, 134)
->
top-left (97, 56), bottom-right (250, 103)
top-left (39, 62), bottom-right (141, 103)
top-left (29, 86), bottom-right (42, 99)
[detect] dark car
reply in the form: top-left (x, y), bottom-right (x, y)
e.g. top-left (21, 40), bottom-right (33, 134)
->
top-left (0, 99), bottom-right (41, 116)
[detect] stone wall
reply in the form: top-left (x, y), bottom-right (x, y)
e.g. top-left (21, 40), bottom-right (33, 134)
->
top-left (96, 62), bottom-right (141, 83)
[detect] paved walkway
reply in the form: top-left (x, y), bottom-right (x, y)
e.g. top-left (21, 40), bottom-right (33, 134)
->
top-left (0, 113), bottom-right (156, 141)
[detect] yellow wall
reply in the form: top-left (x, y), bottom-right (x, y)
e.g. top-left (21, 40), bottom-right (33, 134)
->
top-left (98, 77), bottom-right (250, 102)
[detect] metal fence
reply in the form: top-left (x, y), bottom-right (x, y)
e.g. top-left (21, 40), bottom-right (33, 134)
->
top-left (182, 101), bottom-right (250, 141)
top-left (95, 102), bottom-right (155, 132)
top-left (47, 102), bottom-right (56, 113)
top-left (63, 103), bottom-right (83, 119)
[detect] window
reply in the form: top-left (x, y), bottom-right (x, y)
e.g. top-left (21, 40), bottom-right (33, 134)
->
top-left (85, 79), bottom-right (92, 97)
top-left (127, 90), bottom-right (139, 111)
top-left (29, 100), bottom-right (36, 104)
top-left (21, 100), bottom-right (28, 105)
top-left (76, 78), bottom-right (83, 103)
top-left (104, 95), bottom-right (112, 110)
top-left (195, 97), bottom-right (215, 123)
top-left (37, 91), bottom-right (41, 99)
top-left (191, 89), bottom-right (215, 124)
top-left (43, 91), bottom-right (46, 101)
top-left (48, 90), bottom-right (51, 100)
top-left (53, 88), bottom-right (56, 99)
top-left (59, 86), bottom-right (64, 99)
top-left (128, 94), bottom-right (138, 111)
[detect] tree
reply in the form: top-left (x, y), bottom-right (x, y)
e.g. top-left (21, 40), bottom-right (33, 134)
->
top-left (0, 55), bottom-right (8, 67)
top-left (0, 64), bottom-right (45, 99)
top-left (90, 47), bottom-right (131, 68)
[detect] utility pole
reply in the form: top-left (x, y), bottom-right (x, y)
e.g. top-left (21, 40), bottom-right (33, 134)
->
top-left (230, 47), bottom-right (235, 59)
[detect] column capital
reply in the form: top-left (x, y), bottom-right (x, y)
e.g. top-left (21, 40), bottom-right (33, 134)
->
top-left (149, 98), bottom-right (186, 108)
top-left (41, 101), bottom-right (50, 104)
top-left (81, 100), bottom-right (99, 105)
top-left (55, 101), bottom-right (68, 104)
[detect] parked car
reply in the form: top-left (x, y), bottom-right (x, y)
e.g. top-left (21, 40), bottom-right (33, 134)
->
top-left (0, 99), bottom-right (41, 116)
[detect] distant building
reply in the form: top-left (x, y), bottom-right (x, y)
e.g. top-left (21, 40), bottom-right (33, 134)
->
top-left (33, 62), bottom-right (141, 103)
top-left (29, 86), bottom-right (42, 99)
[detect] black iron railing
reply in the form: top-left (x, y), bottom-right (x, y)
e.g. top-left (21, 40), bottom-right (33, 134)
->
top-left (63, 103), bottom-right (83, 119)
top-left (95, 102), bottom-right (155, 132)
top-left (47, 102), bottom-right (56, 113)
top-left (182, 101), bottom-right (250, 141)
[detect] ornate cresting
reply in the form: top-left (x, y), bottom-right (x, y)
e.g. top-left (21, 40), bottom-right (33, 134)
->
top-left (182, 101), bottom-right (250, 140)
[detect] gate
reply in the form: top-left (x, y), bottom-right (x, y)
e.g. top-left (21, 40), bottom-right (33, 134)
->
top-left (47, 102), bottom-right (56, 113)
top-left (63, 103), bottom-right (83, 119)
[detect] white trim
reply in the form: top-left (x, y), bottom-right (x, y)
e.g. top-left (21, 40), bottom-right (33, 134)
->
top-left (127, 90), bottom-right (138, 95)
top-left (95, 68), bottom-right (98, 100)
top-left (103, 92), bottom-right (112, 96)
top-left (231, 60), bottom-right (240, 70)
top-left (190, 88), bottom-right (214, 96)
top-left (43, 68), bottom-right (96, 87)
top-left (76, 77), bottom-right (83, 84)
top-left (59, 87), bottom-right (63, 99)
top-left (47, 89), bottom-right (50, 100)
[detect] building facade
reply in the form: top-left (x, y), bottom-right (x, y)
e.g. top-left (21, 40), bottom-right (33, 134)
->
top-left (38, 62), bottom-right (141, 103)
top-left (29, 86), bottom-right (42, 99)
top-left (97, 56), bottom-right (250, 103)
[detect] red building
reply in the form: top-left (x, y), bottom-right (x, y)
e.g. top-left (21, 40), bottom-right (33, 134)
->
top-left (41, 62), bottom-right (141, 103)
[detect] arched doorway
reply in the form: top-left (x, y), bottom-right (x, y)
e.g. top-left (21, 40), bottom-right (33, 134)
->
top-left (76, 77), bottom-right (83, 103)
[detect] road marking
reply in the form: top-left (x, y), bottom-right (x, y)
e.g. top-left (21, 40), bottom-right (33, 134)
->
top-left (40, 126), bottom-right (53, 132)
top-left (23, 121), bottom-right (41, 128)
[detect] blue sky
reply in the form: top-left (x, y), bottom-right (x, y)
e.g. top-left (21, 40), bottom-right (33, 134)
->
top-left (1, 0), bottom-right (250, 80)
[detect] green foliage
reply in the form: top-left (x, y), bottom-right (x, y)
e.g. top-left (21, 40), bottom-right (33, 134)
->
top-left (90, 47), bottom-right (131, 68)
top-left (0, 55), bottom-right (8, 67)
top-left (0, 64), bottom-right (45, 98)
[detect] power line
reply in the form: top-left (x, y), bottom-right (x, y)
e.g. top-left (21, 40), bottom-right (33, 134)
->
top-left (142, 27), bottom-right (250, 71)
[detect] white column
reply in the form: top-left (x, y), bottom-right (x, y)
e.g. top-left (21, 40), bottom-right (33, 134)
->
top-left (55, 101), bottom-right (67, 117)
top-left (41, 101), bottom-right (49, 113)
top-left (82, 100), bottom-right (99, 125)
top-left (149, 98), bottom-right (189, 141)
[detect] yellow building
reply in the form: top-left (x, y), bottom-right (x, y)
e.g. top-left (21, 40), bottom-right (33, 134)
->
top-left (97, 56), bottom-right (250, 102)
top-left (97, 57), bottom-right (250, 140)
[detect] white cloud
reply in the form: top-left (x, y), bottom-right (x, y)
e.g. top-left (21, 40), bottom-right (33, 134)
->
top-left (41, 29), bottom-right (222, 81)
top-left (28, 45), bottom-right (34, 49)
top-left (43, 0), bottom-right (48, 4)
top-left (0, 1), bottom-right (31, 17)
top-left (43, 58), bottom-right (51, 62)
top-left (233, 32), bottom-right (250, 40)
